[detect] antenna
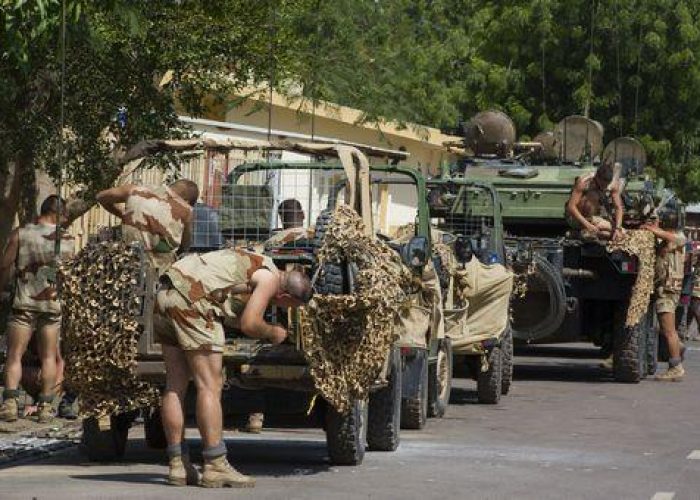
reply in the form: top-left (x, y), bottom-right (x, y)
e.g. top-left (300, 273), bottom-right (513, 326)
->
top-left (266, 0), bottom-right (277, 161)
top-left (55, 0), bottom-right (67, 267)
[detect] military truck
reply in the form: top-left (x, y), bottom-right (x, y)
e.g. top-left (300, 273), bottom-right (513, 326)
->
top-left (425, 178), bottom-right (514, 404)
top-left (452, 111), bottom-right (668, 383)
top-left (80, 141), bottom-right (452, 464)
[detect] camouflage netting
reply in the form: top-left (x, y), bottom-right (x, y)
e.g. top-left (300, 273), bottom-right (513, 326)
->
top-left (301, 206), bottom-right (413, 413)
top-left (59, 241), bottom-right (159, 418)
top-left (606, 229), bottom-right (656, 327)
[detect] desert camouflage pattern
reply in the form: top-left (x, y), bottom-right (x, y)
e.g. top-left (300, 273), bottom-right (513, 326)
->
top-left (121, 185), bottom-right (191, 268)
top-left (13, 223), bottom-right (75, 314)
top-left (655, 231), bottom-right (686, 294)
top-left (165, 248), bottom-right (276, 322)
top-left (264, 227), bottom-right (314, 251)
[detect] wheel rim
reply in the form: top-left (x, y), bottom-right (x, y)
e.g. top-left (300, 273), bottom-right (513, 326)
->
top-left (437, 347), bottom-right (449, 401)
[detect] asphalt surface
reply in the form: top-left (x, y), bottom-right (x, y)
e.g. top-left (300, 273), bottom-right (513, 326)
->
top-left (1, 342), bottom-right (699, 500)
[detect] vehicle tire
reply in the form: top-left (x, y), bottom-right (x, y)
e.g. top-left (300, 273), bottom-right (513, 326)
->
top-left (144, 407), bottom-right (167, 449)
top-left (501, 326), bottom-right (514, 395)
top-left (325, 399), bottom-right (367, 466)
top-left (80, 413), bottom-right (132, 462)
top-left (477, 346), bottom-right (502, 404)
top-left (313, 209), bottom-right (350, 295)
top-left (645, 310), bottom-right (659, 377)
top-left (428, 339), bottom-right (453, 418)
top-left (401, 352), bottom-right (428, 430)
top-left (612, 302), bottom-right (646, 383)
top-left (367, 347), bottom-right (402, 451)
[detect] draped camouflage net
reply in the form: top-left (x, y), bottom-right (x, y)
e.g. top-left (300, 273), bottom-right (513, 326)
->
top-left (59, 241), bottom-right (159, 418)
top-left (301, 206), bottom-right (413, 413)
top-left (606, 229), bottom-right (656, 327)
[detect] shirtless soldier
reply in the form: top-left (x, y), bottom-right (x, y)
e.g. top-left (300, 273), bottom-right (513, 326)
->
top-left (565, 161), bottom-right (624, 241)
top-left (96, 180), bottom-right (199, 270)
top-left (0, 196), bottom-right (75, 423)
top-left (154, 247), bottom-right (312, 487)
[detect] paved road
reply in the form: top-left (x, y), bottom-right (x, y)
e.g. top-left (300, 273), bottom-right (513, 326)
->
top-left (1, 342), bottom-right (699, 500)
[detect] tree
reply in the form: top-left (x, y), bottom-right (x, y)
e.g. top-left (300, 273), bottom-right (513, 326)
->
top-left (0, 0), bottom-right (310, 249)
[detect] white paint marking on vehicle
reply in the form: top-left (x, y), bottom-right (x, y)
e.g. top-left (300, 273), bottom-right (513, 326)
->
top-left (686, 450), bottom-right (700, 459)
top-left (650, 492), bottom-right (675, 500)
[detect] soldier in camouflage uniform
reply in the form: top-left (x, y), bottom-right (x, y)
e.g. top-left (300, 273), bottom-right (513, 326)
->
top-left (264, 198), bottom-right (313, 252)
top-left (0, 196), bottom-right (75, 423)
top-left (96, 180), bottom-right (199, 270)
top-left (643, 212), bottom-right (687, 381)
top-left (154, 247), bottom-right (312, 488)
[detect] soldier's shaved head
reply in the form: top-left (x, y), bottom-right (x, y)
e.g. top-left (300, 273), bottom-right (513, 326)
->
top-left (170, 179), bottom-right (199, 206)
top-left (40, 195), bottom-right (66, 216)
top-left (282, 270), bottom-right (313, 303)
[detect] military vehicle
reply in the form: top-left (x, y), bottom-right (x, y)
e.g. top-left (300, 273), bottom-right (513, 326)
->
top-left (453, 111), bottom-right (671, 383)
top-left (80, 141), bottom-right (452, 464)
top-left (425, 178), bottom-right (514, 404)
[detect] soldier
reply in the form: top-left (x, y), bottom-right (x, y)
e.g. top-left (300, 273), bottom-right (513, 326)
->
top-left (96, 179), bottom-right (199, 269)
top-left (154, 247), bottom-right (312, 488)
top-left (643, 210), bottom-right (687, 381)
top-left (565, 161), bottom-right (624, 241)
top-left (264, 198), bottom-right (313, 251)
top-left (0, 195), bottom-right (75, 423)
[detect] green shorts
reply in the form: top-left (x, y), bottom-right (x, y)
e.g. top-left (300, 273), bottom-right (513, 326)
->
top-left (154, 285), bottom-right (225, 352)
top-left (656, 290), bottom-right (681, 314)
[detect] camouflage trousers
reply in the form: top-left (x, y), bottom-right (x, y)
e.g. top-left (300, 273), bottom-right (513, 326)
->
top-left (656, 289), bottom-right (681, 315)
top-left (154, 283), bottom-right (225, 352)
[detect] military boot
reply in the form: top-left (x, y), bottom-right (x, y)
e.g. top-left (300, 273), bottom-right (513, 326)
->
top-left (201, 455), bottom-right (255, 488)
top-left (168, 454), bottom-right (200, 486)
top-left (36, 401), bottom-right (54, 424)
top-left (244, 412), bottom-right (264, 434)
top-left (0, 397), bottom-right (18, 422)
top-left (655, 364), bottom-right (685, 382)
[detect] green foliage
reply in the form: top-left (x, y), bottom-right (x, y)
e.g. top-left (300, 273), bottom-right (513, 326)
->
top-left (293, 0), bottom-right (700, 201)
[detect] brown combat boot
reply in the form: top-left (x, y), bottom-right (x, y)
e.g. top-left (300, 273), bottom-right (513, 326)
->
top-left (201, 455), bottom-right (255, 488)
top-left (168, 454), bottom-right (200, 486)
top-left (36, 401), bottom-right (54, 424)
top-left (0, 398), bottom-right (18, 422)
top-left (244, 412), bottom-right (264, 434)
top-left (655, 364), bottom-right (685, 382)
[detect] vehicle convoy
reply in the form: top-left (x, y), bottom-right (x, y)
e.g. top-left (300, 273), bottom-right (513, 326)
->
top-left (78, 141), bottom-right (452, 464)
top-left (424, 178), bottom-right (514, 404)
top-left (454, 110), bottom-right (677, 383)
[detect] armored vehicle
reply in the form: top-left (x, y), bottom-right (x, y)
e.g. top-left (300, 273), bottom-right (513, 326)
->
top-left (80, 141), bottom-right (452, 464)
top-left (454, 112), bottom-right (669, 383)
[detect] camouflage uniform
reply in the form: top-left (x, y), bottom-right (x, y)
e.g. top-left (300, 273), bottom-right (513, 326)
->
top-left (9, 223), bottom-right (75, 330)
top-left (264, 227), bottom-right (314, 251)
top-left (121, 185), bottom-right (192, 270)
top-left (655, 231), bottom-right (687, 314)
top-left (155, 248), bottom-right (277, 351)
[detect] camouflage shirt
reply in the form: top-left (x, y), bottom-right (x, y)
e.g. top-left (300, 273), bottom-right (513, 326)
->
top-left (121, 185), bottom-right (191, 269)
top-left (165, 248), bottom-right (277, 319)
top-left (13, 222), bottom-right (75, 314)
top-left (655, 231), bottom-right (687, 293)
top-left (264, 227), bottom-right (314, 251)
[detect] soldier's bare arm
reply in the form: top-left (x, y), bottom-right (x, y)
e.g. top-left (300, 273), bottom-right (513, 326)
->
top-left (610, 183), bottom-right (625, 239)
top-left (0, 229), bottom-right (19, 298)
top-left (642, 220), bottom-right (685, 246)
top-left (566, 178), bottom-right (597, 232)
top-left (179, 211), bottom-right (192, 253)
top-left (240, 269), bottom-right (288, 344)
top-left (96, 184), bottom-right (135, 220)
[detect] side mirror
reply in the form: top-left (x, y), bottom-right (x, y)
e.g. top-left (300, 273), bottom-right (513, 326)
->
top-left (401, 236), bottom-right (430, 269)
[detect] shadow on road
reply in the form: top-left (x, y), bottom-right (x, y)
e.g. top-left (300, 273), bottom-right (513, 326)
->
top-left (70, 472), bottom-right (166, 486)
top-left (514, 344), bottom-right (602, 359)
top-left (514, 362), bottom-right (613, 383)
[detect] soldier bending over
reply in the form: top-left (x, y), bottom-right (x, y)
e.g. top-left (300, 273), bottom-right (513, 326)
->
top-left (643, 211), bottom-right (686, 381)
top-left (154, 248), bottom-right (312, 487)
top-left (0, 196), bottom-right (75, 423)
top-left (565, 161), bottom-right (624, 241)
top-left (96, 179), bottom-right (199, 270)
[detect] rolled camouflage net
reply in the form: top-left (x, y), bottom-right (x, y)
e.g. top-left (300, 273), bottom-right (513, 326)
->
top-left (59, 241), bottom-right (159, 418)
top-left (301, 206), bottom-right (413, 413)
top-left (606, 229), bottom-right (656, 327)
